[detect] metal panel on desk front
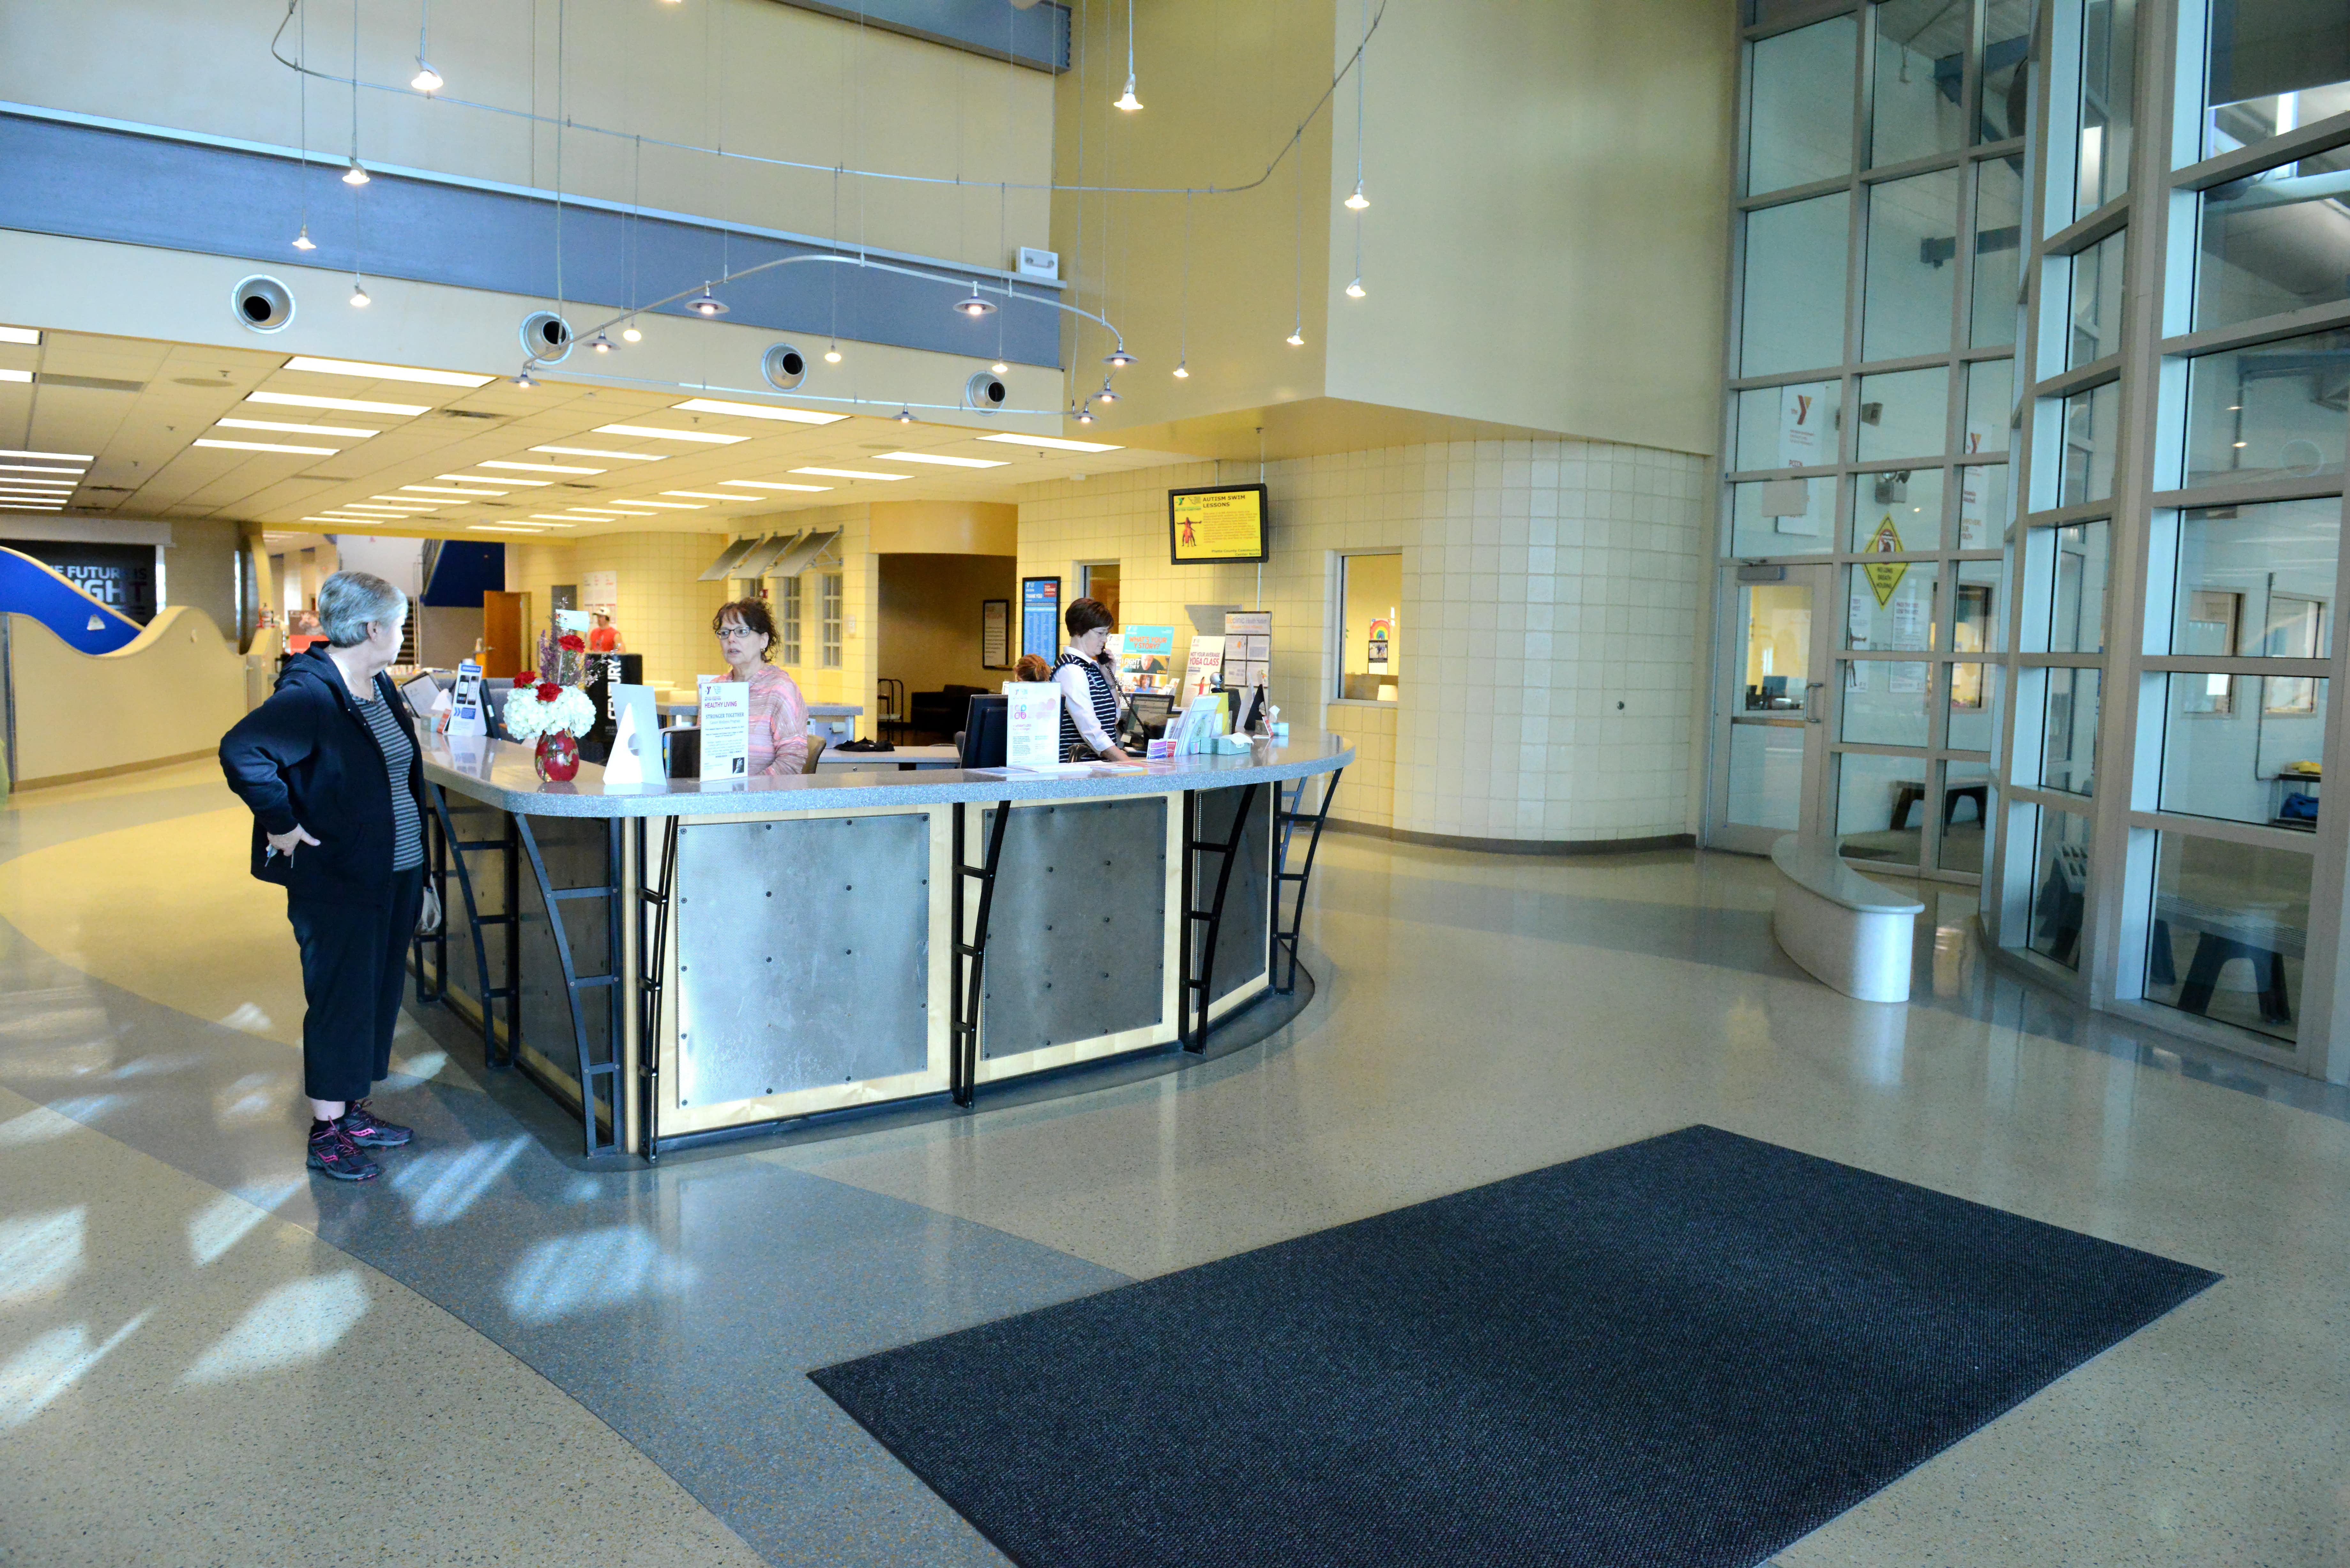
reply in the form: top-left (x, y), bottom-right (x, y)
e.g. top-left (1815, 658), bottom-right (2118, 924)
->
top-left (980, 797), bottom-right (1168, 1057)
top-left (516, 814), bottom-right (614, 1095)
top-left (672, 814), bottom-right (931, 1105)
top-left (1195, 785), bottom-right (1272, 1003)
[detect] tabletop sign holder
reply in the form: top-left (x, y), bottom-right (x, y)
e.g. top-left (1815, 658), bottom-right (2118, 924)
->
top-left (695, 676), bottom-right (751, 780)
top-left (603, 685), bottom-right (661, 785)
top-left (1004, 681), bottom-right (1062, 768)
top-left (446, 659), bottom-right (489, 738)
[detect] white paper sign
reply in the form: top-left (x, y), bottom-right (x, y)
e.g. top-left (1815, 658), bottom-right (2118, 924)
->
top-left (602, 684), bottom-right (660, 785)
top-left (1182, 636), bottom-right (1226, 703)
top-left (1778, 383), bottom-right (1827, 468)
top-left (447, 659), bottom-right (488, 738)
top-left (582, 570), bottom-right (618, 617)
top-left (695, 676), bottom-right (750, 778)
top-left (1005, 681), bottom-right (1062, 768)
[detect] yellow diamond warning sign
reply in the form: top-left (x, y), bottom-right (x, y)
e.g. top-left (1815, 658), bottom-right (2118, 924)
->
top-left (1862, 515), bottom-right (1907, 605)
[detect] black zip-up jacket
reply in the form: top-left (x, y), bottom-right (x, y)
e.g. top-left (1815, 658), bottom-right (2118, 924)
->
top-left (219, 647), bottom-right (426, 904)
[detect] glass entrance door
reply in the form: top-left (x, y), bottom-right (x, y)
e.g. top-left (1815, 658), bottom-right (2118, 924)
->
top-left (1711, 564), bottom-right (1833, 853)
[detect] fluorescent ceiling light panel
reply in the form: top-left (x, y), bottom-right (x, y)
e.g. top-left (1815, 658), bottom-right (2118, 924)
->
top-left (399, 484), bottom-right (508, 496)
top-left (479, 460), bottom-right (603, 474)
top-left (791, 466), bottom-right (911, 481)
top-left (531, 445), bottom-right (665, 461)
top-left (660, 491), bottom-right (749, 500)
top-left (720, 480), bottom-right (831, 492)
top-left (525, 517), bottom-right (585, 524)
top-left (610, 499), bottom-right (703, 509)
top-left (669, 397), bottom-right (848, 426)
top-left (561, 507), bottom-right (655, 516)
top-left (0, 327), bottom-right (40, 345)
top-left (593, 423), bottom-right (747, 445)
top-left (0, 463), bottom-right (85, 475)
top-left (439, 472), bottom-right (551, 486)
top-left (0, 370), bottom-right (30, 384)
top-left (468, 524), bottom-right (554, 532)
top-left (875, 450), bottom-right (1009, 468)
top-left (215, 417), bottom-right (379, 438)
top-left (194, 438), bottom-right (340, 455)
top-left (974, 433), bottom-right (1124, 453)
top-left (281, 355), bottom-right (494, 388)
top-left (247, 390), bottom-right (431, 417)
top-left (0, 448), bottom-right (93, 461)
top-left (0, 484), bottom-right (73, 494)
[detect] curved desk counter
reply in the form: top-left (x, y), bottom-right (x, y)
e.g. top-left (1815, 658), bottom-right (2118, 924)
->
top-left (416, 734), bottom-right (1352, 1157)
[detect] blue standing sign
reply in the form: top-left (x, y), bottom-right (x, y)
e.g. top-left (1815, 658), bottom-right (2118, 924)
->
top-left (1021, 576), bottom-right (1061, 662)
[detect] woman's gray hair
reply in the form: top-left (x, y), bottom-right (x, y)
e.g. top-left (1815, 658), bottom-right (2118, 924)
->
top-left (317, 570), bottom-right (409, 647)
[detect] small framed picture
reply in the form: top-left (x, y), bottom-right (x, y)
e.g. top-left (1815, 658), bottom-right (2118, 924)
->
top-left (981, 598), bottom-right (1012, 669)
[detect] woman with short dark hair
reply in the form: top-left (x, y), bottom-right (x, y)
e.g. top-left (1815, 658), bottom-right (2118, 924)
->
top-left (710, 597), bottom-right (809, 773)
top-left (219, 570), bottom-right (425, 1182)
top-left (1055, 597), bottom-right (1131, 763)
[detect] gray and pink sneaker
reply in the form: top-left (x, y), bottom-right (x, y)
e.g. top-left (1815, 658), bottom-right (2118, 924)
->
top-left (307, 1124), bottom-right (381, 1182)
top-left (337, 1100), bottom-right (412, 1149)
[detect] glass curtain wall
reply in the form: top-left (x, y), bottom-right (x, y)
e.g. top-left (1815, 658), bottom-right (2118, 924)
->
top-left (1723, 0), bottom-right (2026, 879)
top-left (1726, 0), bottom-right (2350, 1081)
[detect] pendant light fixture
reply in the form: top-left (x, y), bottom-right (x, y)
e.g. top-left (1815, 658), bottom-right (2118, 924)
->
top-left (1346, 277), bottom-right (1367, 298)
top-left (1104, 348), bottom-right (1135, 369)
top-left (1075, 403), bottom-right (1096, 425)
top-left (955, 283), bottom-right (997, 319)
top-left (1096, 381), bottom-right (1119, 404)
top-left (292, 0), bottom-right (316, 252)
top-left (514, 368), bottom-right (536, 389)
top-left (824, 343), bottom-right (843, 364)
top-left (1115, 0), bottom-right (1142, 110)
top-left (991, 359), bottom-right (1009, 376)
top-left (688, 286), bottom-right (727, 317)
top-left (894, 407), bottom-right (915, 423)
top-left (1172, 360), bottom-right (1189, 379)
top-left (411, 0), bottom-right (443, 93)
top-left (292, 226), bottom-right (317, 252)
top-left (342, 158), bottom-right (370, 186)
top-left (350, 278), bottom-right (372, 308)
top-left (622, 323), bottom-right (642, 343)
top-left (589, 332), bottom-right (614, 354)
top-left (1345, 0), bottom-right (1371, 211)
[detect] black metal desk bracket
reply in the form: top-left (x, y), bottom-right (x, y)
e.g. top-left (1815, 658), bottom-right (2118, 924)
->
top-left (422, 783), bottom-right (521, 1071)
top-left (634, 818), bottom-right (680, 1161)
top-left (949, 799), bottom-right (1015, 1108)
top-left (1271, 767), bottom-right (1344, 995)
top-left (1179, 783), bottom-right (1261, 1054)
top-left (513, 816), bottom-right (628, 1157)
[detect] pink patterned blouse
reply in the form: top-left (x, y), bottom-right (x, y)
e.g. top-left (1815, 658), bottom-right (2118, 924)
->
top-left (736, 662), bottom-right (809, 775)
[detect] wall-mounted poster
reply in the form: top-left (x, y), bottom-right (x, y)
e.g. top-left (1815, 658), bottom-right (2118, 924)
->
top-left (1021, 576), bottom-right (1061, 661)
top-left (581, 570), bottom-right (618, 617)
top-left (982, 598), bottom-right (1011, 668)
top-left (1168, 484), bottom-right (1270, 563)
top-left (1118, 624), bottom-right (1176, 690)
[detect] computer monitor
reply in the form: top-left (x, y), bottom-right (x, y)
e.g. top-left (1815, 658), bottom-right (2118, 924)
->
top-left (1130, 691), bottom-right (1174, 736)
top-left (959, 694), bottom-right (1009, 768)
top-left (400, 673), bottom-right (442, 720)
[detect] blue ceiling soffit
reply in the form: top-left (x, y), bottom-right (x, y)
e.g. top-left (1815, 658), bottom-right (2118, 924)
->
top-left (422, 542), bottom-right (505, 610)
top-left (772, 0), bottom-right (1070, 71)
top-left (0, 111), bottom-right (1062, 370)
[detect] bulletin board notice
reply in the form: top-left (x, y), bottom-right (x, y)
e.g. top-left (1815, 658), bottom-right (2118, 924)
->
top-left (1168, 483), bottom-right (1269, 564)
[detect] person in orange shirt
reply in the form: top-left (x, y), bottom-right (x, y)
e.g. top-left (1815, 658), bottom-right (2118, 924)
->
top-left (710, 599), bottom-right (808, 774)
top-left (587, 611), bottom-right (624, 654)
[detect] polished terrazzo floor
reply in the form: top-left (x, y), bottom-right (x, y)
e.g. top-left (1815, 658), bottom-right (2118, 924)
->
top-left (1, 761), bottom-right (2346, 1566)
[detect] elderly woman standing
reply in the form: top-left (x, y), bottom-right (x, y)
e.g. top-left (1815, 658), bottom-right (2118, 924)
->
top-left (220, 570), bottom-right (425, 1182)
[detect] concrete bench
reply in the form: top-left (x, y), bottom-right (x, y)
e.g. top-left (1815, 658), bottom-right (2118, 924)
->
top-left (1770, 833), bottom-right (1926, 1003)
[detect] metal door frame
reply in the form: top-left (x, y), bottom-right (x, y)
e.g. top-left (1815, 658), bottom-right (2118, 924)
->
top-left (1707, 559), bottom-right (1837, 854)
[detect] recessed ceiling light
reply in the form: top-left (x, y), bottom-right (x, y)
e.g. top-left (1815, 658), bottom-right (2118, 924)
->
top-left (400, 484), bottom-right (510, 495)
top-left (0, 463), bottom-right (86, 475)
top-left (281, 355), bottom-right (495, 388)
top-left (367, 496), bottom-right (443, 506)
top-left (467, 524), bottom-right (555, 532)
top-left (0, 327), bottom-right (39, 345)
top-left (526, 517), bottom-right (588, 524)
top-left (480, 460), bottom-right (604, 474)
top-left (0, 482), bottom-right (74, 491)
top-left (876, 451), bottom-right (1009, 469)
top-left (720, 480), bottom-right (831, 492)
top-left (193, 438), bottom-right (340, 455)
top-left (0, 448), bottom-right (93, 461)
top-left (216, 418), bottom-right (380, 438)
top-left (593, 424), bottom-right (748, 445)
top-left (439, 472), bottom-right (552, 486)
top-left (792, 466), bottom-right (912, 481)
top-left (669, 397), bottom-right (848, 426)
top-left (610, 499), bottom-right (704, 509)
top-left (661, 490), bottom-right (748, 501)
top-left (562, 507), bottom-right (657, 516)
top-left (0, 370), bottom-right (31, 384)
top-left (247, 391), bottom-right (432, 417)
top-left (532, 444), bottom-right (667, 461)
top-left (974, 433), bottom-right (1123, 453)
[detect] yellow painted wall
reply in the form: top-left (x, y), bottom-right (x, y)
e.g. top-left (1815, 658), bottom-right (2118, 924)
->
top-left (868, 501), bottom-right (1019, 557)
top-left (10, 607), bottom-right (252, 787)
top-left (0, 0), bottom-right (1053, 274)
top-left (502, 531), bottom-right (730, 694)
top-left (878, 553), bottom-right (1017, 700)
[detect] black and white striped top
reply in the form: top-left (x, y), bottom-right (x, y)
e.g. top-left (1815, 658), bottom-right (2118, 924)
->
top-left (355, 689), bottom-right (424, 871)
top-left (1055, 648), bottom-right (1122, 762)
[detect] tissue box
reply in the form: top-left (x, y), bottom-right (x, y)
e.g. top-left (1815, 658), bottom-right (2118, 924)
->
top-left (1212, 733), bottom-right (1252, 754)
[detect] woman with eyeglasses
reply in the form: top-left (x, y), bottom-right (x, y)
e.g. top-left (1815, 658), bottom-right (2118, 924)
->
top-left (1055, 597), bottom-right (1133, 763)
top-left (710, 598), bottom-right (809, 774)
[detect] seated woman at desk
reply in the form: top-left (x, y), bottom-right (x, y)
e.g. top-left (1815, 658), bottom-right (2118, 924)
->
top-left (711, 598), bottom-right (809, 774)
top-left (1055, 597), bottom-right (1132, 763)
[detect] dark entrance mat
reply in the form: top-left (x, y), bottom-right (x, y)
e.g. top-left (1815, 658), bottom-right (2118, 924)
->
top-left (810, 1125), bottom-right (2219, 1568)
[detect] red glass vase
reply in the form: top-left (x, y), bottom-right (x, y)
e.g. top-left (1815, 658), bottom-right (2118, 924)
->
top-left (535, 730), bottom-right (581, 782)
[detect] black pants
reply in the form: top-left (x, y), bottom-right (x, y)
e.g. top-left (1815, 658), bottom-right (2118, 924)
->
top-left (289, 866), bottom-right (423, 1103)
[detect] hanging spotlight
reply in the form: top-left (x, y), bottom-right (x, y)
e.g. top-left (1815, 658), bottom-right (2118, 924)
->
top-left (1116, 0), bottom-right (1142, 110)
top-left (894, 407), bottom-right (915, 423)
top-left (687, 286), bottom-right (728, 317)
top-left (291, 225), bottom-right (317, 252)
top-left (1116, 78), bottom-right (1143, 112)
top-left (1172, 359), bottom-right (1189, 379)
top-left (349, 281), bottom-right (371, 308)
top-left (1075, 403), bottom-right (1096, 425)
top-left (411, 61), bottom-right (443, 94)
top-left (621, 323), bottom-right (642, 343)
top-left (1105, 348), bottom-right (1135, 369)
top-left (514, 368), bottom-right (536, 389)
top-left (342, 158), bottom-right (370, 186)
top-left (990, 359), bottom-right (1009, 376)
top-left (955, 284), bottom-right (997, 319)
top-left (1286, 327), bottom-right (1305, 347)
top-left (589, 332), bottom-right (614, 354)
top-left (1346, 277), bottom-right (1367, 298)
top-left (1346, 181), bottom-right (1370, 211)
top-left (824, 342), bottom-right (843, 364)
top-left (1096, 380), bottom-right (1120, 405)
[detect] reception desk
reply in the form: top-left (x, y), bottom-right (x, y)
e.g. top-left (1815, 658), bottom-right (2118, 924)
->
top-left (416, 734), bottom-right (1351, 1157)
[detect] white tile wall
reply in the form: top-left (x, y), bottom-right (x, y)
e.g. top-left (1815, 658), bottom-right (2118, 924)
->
top-left (1018, 438), bottom-right (1708, 843)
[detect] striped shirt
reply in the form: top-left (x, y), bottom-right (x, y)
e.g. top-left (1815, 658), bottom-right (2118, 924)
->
top-left (1055, 648), bottom-right (1122, 761)
top-left (355, 689), bottom-right (424, 871)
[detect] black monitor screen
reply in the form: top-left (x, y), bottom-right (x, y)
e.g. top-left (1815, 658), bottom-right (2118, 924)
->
top-left (960, 694), bottom-right (1009, 768)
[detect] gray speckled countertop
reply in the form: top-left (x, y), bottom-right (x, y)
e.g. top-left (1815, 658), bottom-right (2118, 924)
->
top-left (425, 731), bottom-right (1353, 817)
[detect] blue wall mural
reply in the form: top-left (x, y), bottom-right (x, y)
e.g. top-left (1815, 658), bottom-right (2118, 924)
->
top-left (0, 547), bottom-right (145, 655)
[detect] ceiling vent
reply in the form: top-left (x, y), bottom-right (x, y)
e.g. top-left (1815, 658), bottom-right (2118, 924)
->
top-left (520, 311), bottom-right (573, 363)
top-left (232, 275), bottom-right (295, 333)
top-left (39, 374), bottom-right (146, 393)
top-left (761, 343), bottom-right (807, 391)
